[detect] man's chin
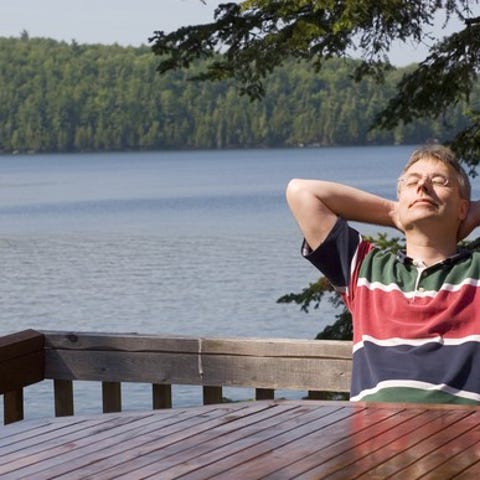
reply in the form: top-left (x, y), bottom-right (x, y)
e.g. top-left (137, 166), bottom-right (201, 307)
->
top-left (403, 213), bottom-right (445, 229)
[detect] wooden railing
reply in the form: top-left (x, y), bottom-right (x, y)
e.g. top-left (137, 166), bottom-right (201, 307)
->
top-left (0, 330), bottom-right (45, 424)
top-left (0, 329), bottom-right (352, 425)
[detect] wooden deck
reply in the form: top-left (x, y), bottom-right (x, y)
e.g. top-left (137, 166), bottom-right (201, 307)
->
top-left (1, 399), bottom-right (480, 479)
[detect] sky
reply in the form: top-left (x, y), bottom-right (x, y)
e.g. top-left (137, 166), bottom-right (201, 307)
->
top-left (1, 0), bottom-right (479, 66)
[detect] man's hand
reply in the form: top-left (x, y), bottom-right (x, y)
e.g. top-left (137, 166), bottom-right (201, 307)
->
top-left (458, 200), bottom-right (480, 241)
top-left (389, 201), bottom-right (405, 234)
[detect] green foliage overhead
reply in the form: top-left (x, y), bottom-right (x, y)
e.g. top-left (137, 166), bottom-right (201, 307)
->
top-left (374, 22), bottom-right (480, 171)
top-left (150, 0), bottom-right (480, 168)
top-left (0, 35), bottom-right (478, 154)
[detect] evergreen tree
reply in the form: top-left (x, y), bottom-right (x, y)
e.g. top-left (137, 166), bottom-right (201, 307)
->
top-left (0, 35), bottom-right (478, 154)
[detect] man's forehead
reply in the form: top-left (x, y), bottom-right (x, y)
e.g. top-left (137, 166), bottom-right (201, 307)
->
top-left (404, 157), bottom-right (450, 174)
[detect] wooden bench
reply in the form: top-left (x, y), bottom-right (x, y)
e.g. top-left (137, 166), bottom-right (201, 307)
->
top-left (0, 329), bottom-right (352, 424)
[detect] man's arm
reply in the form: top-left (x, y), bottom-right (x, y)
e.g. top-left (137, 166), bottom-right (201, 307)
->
top-left (286, 179), bottom-right (399, 251)
top-left (459, 200), bottom-right (480, 241)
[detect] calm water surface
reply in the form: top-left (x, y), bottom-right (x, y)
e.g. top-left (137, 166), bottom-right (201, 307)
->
top-left (1, 145), bottom-right (450, 416)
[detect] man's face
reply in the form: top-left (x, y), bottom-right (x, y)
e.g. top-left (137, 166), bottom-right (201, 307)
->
top-left (397, 157), bottom-right (469, 233)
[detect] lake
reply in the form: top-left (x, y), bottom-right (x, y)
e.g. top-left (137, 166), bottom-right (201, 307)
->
top-left (1, 145), bottom-right (461, 416)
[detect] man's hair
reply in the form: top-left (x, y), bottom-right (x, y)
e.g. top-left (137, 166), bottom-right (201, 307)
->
top-left (401, 145), bottom-right (471, 200)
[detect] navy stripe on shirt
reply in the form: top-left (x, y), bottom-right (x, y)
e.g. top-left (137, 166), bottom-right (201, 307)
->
top-left (351, 340), bottom-right (480, 397)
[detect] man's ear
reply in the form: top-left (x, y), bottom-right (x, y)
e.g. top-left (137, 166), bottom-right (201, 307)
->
top-left (459, 199), bottom-right (470, 221)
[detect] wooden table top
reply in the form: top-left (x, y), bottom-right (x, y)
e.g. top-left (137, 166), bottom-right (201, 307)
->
top-left (1, 399), bottom-right (479, 479)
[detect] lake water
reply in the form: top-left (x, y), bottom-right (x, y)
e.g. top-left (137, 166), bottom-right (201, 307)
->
top-left (2, 145), bottom-right (464, 417)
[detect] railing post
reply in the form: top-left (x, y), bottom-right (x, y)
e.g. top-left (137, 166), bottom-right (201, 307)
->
top-left (0, 329), bottom-right (45, 424)
top-left (203, 386), bottom-right (223, 405)
top-left (152, 383), bottom-right (172, 409)
top-left (103, 381), bottom-right (122, 413)
top-left (54, 379), bottom-right (74, 416)
top-left (256, 388), bottom-right (275, 400)
top-left (308, 390), bottom-right (327, 400)
top-left (4, 389), bottom-right (24, 424)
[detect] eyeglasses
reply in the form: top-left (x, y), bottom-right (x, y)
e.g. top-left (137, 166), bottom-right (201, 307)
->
top-left (398, 173), bottom-right (451, 190)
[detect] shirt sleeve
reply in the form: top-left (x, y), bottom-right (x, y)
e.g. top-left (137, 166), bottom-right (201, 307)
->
top-left (302, 217), bottom-right (362, 291)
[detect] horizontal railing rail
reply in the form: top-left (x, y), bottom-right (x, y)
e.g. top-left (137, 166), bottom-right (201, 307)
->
top-left (0, 330), bottom-right (353, 424)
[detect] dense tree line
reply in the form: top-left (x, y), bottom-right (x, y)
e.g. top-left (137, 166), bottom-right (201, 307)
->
top-left (0, 34), bottom-right (477, 154)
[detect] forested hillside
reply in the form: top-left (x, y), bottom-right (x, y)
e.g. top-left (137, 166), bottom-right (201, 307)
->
top-left (0, 34), bottom-right (477, 153)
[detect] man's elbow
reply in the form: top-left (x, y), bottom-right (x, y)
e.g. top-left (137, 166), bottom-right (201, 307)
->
top-left (286, 179), bottom-right (321, 215)
top-left (285, 178), bottom-right (307, 209)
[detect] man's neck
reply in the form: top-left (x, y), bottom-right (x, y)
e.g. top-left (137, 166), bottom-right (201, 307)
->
top-left (405, 231), bottom-right (458, 267)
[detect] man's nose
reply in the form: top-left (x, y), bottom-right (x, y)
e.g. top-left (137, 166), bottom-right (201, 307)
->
top-left (416, 177), bottom-right (431, 192)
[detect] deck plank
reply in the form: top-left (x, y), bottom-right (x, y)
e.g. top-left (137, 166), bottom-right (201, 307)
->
top-left (5, 402), bottom-right (276, 480)
top-left (61, 401), bottom-right (322, 480)
top-left (357, 410), bottom-right (480, 479)
top-left (420, 441), bottom-right (480, 480)
top-left (185, 407), bottom-right (425, 480)
top-left (448, 457), bottom-right (480, 479)
top-left (315, 409), bottom-right (474, 480)
top-left (0, 414), bottom-right (154, 470)
top-left (389, 429), bottom-right (480, 480)
top-left (259, 406), bottom-right (424, 480)
top-left (1, 400), bottom-right (480, 480)
top-left (100, 403), bottom-right (352, 480)
top-left (0, 414), bottom-right (163, 478)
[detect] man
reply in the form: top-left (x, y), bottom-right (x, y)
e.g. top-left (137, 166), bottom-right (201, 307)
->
top-left (286, 144), bottom-right (480, 404)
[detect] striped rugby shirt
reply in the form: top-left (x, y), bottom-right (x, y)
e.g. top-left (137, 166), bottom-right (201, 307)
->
top-left (304, 218), bottom-right (480, 404)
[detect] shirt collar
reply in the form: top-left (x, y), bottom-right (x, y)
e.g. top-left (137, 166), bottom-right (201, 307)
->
top-left (396, 248), bottom-right (471, 267)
